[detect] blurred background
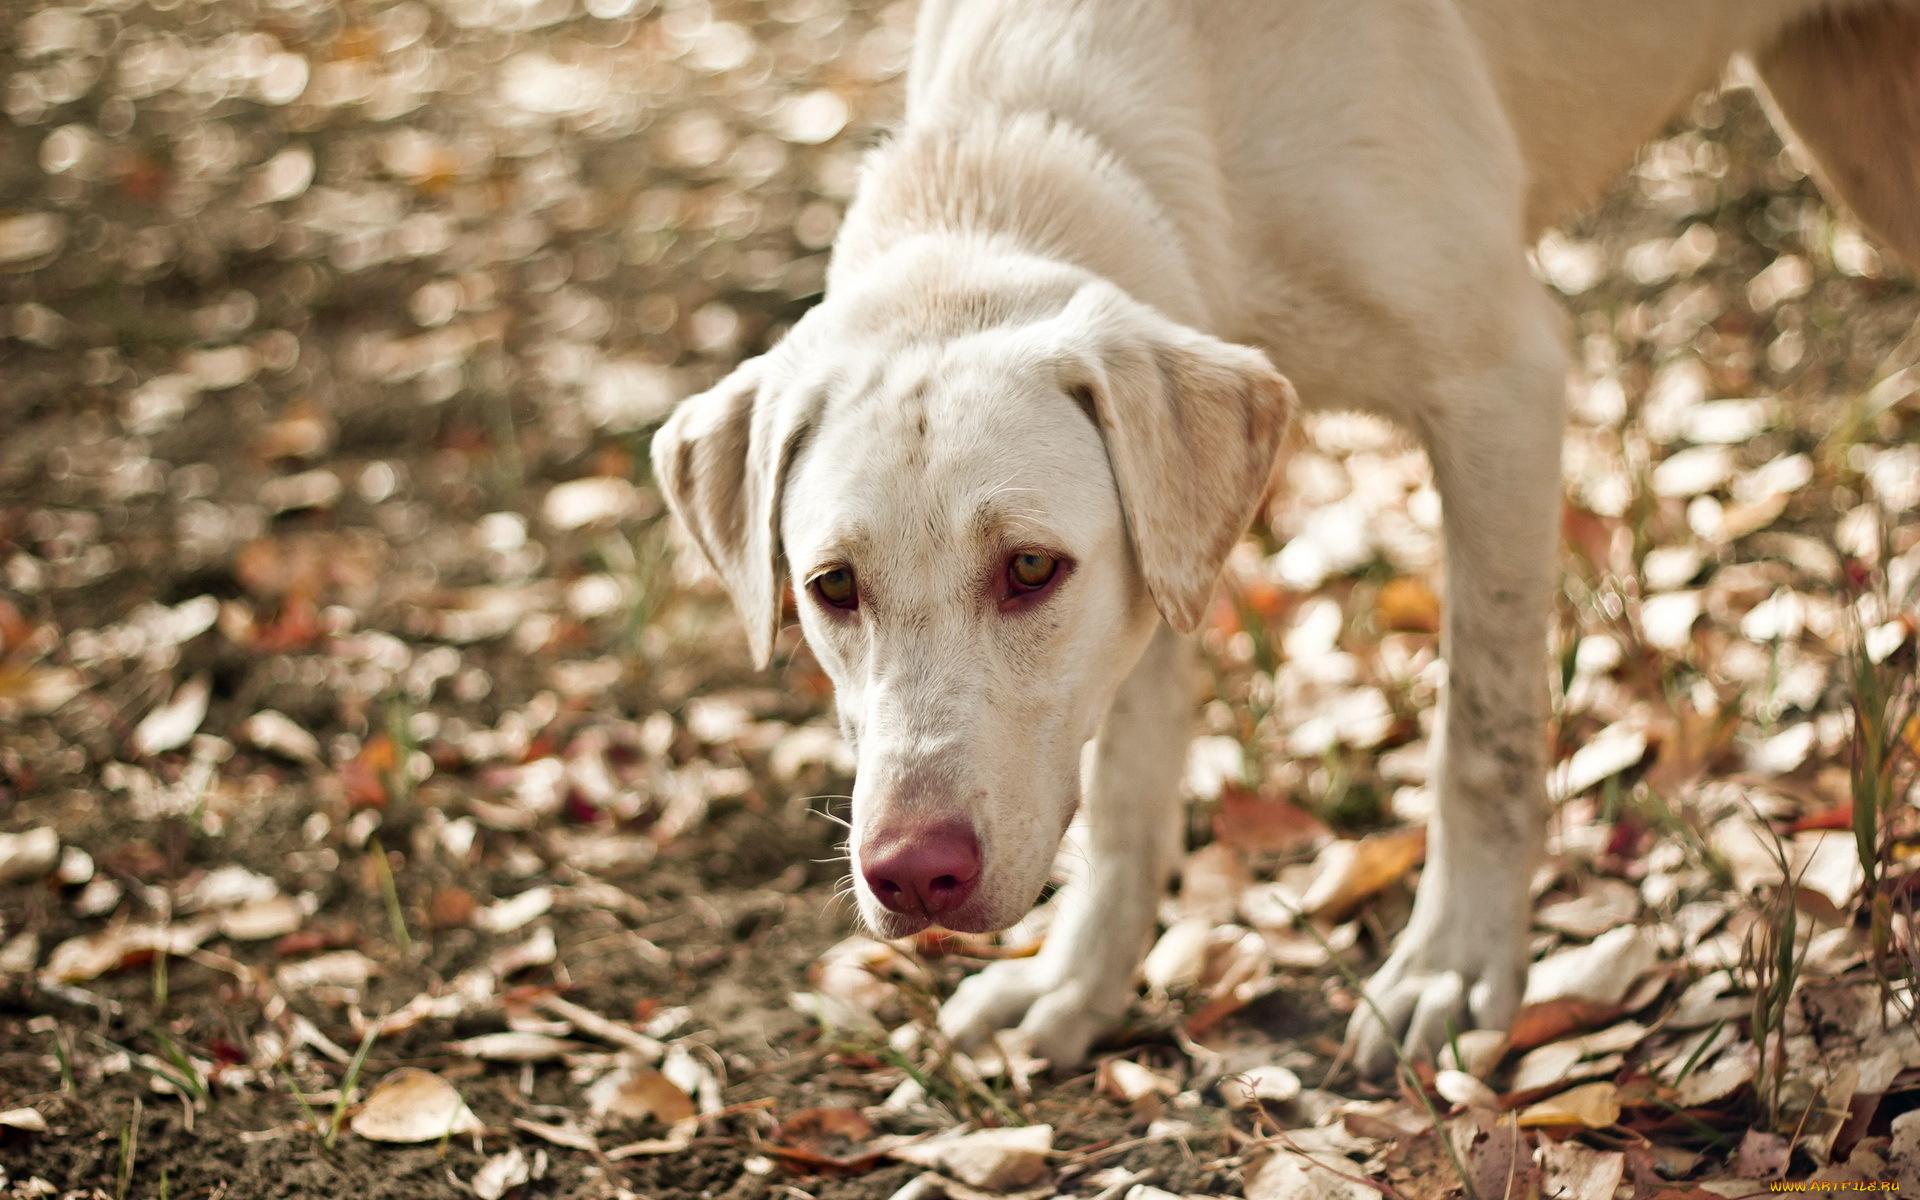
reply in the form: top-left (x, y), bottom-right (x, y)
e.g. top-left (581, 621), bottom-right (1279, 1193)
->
top-left (0, 1), bottom-right (1916, 1197)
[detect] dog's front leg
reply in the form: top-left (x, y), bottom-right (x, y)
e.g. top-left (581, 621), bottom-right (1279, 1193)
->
top-left (940, 622), bottom-right (1190, 1068)
top-left (1347, 302), bottom-right (1569, 1078)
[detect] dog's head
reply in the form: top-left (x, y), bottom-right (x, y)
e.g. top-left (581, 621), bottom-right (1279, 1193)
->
top-left (651, 249), bottom-right (1293, 937)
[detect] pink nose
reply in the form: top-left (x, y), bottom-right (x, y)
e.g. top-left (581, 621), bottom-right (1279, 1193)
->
top-left (861, 821), bottom-right (982, 918)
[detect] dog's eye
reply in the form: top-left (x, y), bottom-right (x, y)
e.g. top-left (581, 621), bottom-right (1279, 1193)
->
top-left (812, 567), bottom-right (858, 610)
top-left (1008, 552), bottom-right (1058, 591)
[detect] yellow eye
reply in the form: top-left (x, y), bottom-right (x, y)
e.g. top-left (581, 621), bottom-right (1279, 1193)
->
top-left (813, 568), bottom-right (857, 609)
top-left (1009, 552), bottom-right (1058, 590)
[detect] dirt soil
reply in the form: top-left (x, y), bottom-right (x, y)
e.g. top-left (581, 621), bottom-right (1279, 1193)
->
top-left (1, 1), bottom-right (1918, 1199)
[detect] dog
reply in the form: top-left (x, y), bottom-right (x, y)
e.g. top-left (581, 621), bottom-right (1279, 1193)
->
top-left (651, 0), bottom-right (1920, 1078)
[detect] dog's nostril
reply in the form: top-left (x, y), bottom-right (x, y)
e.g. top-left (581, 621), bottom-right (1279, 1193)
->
top-left (861, 821), bottom-right (982, 919)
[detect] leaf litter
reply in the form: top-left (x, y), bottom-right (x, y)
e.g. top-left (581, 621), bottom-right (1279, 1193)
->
top-left (0, 1), bottom-right (1917, 1197)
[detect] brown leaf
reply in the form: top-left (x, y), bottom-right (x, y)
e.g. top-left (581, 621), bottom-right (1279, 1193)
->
top-left (1508, 1000), bottom-right (1627, 1052)
top-left (1215, 783), bottom-right (1331, 854)
top-left (429, 886), bottom-right (477, 929)
top-left (764, 1106), bottom-right (883, 1172)
top-left (1465, 1112), bottom-right (1543, 1200)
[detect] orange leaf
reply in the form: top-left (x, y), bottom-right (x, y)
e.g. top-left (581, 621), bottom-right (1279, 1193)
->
top-left (1376, 577), bottom-right (1441, 633)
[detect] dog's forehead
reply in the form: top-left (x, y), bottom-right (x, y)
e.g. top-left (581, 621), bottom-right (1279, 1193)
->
top-left (782, 337), bottom-right (1115, 566)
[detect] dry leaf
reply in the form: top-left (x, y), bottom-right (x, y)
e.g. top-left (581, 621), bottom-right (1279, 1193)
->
top-left (349, 1069), bottom-right (483, 1142)
top-left (1522, 926), bottom-right (1659, 1008)
top-left (0, 827), bottom-right (59, 885)
top-left (1537, 1139), bottom-right (1625, 1200)
top-left (1536, 879), bottom-right (1641, 939)
top-left (471, 1147), bottom-right (530, 1200)
top-left (448, 1032), bottom-right (588, 1062)
top-left (240, 710), bottom-right (321, 762)
top-left (219, 895), bottom-right (305, 941)
top-left (1733, 1129), bottom-right (1791, 1180)
top-left (1438, 1030), bottom-right (1510, 1078)
top-left (1465, 1113), bottom-right (1543, 1200)
top-left (131, 673), bottom-right (211, 756)
top-left (275, 950), bottom-right (379, 991)
top-left (1219, 1065), bottom-right (1302, 1108)
top-left (587, 1060), bottom-right (695, 1124)
top-left (1300, 828), bottom-right (1426, 920)
top-left (1518, 1082), bottom-right (1620, 1129)
top-left (890, 1125), bottom-right (1053, 1190)
top-left (0, 1107), bottom-right (48, 1132)
top-left (1435, 1070), bottom-right (1498, 1110)
top-left (1214, 784), bottom-right (1331, 854)
top-left (1376, 576), bottom-right (1441, 632)
top-left (1178, 842), bottom-right (1250, 923)
top-left (1142, 917), bottom-right (1214, 992)
top-left (1246, 1149), bottom-right (1383, 1200)
top-left (42, 920), bottom-right (216, 983)
top-left (1097, 1058), bottom-right (1179, 1104)
top-left (473, 887), bottom-right (554, 933)
top-left (765, 1106), bottom-right (884, 1171)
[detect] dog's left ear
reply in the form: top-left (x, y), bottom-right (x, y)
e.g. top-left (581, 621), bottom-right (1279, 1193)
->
top-left (1049, 282), bottom-right (1296, 633)
top-left (650, 357), bottom-right (816, 668)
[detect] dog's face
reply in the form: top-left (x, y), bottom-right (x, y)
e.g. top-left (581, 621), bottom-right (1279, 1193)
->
top-left (652, 250), bottom-right (1293, 937)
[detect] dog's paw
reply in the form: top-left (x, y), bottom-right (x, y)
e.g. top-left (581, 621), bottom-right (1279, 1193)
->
top-left (1345, 925), bottom-right (1527, 1080)
top-left (938, 958), bottom-right (1118, 1069)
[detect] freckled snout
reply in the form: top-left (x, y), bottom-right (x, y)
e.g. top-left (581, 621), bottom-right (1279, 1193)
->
top-left (861, 821), bottom-right (981, 920)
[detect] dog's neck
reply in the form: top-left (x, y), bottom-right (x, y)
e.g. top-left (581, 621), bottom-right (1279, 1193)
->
top-left (827, 6), bottom-right (1241, 335)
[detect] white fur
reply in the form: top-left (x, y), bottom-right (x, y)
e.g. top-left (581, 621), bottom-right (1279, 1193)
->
top-left (654, 0), bottom-right (1909, 1074)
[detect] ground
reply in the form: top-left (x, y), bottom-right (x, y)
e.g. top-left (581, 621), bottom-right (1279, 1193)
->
top-left (0, 2), bottom-right (1917, 1199)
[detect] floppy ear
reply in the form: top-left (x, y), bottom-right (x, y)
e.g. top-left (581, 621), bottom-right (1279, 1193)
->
top-left (650, 358), bottom-right (816, 668)
top-left (1051, 283), bottom-right (1296, 633)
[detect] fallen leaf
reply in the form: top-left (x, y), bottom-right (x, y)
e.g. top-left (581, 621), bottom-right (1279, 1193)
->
top-left (587, 1060), bottom-right (695, 1124)
top-left (275, 950), bottom-right (379, 991)
top-left (1097, 1058), bottom-right (1180, 1105)
top-left (1509, 999), bottom-right (1627, 1051)
top-left (448, 1032), bottom-right (588, 1062)
top-left (42, 920), bottom-right (216, 983)
top-left (0, 1107), bottom-right (47, 1133)
top-left (1537, 1139), bottom-right (1625, 1200)
top-left (890, 1125), bottom-right (1053, 1190)
top-left (1522, 926), bottom-right (1660, 1008)
top-left (471, 1147), bottom-right (530, 1200)
top-left (1300, 828), bottom-right (1427, 921)
top-left (1518, 1082), bottom-right (1620, 1129)
top-left (1215, 784), bottom-right (1331, 854)
top-left (240, 710), bottom-right (321, 762)
top-left (1142, 917), bottom-right (1214, 992)
top-left (1435, 1070), bottom-right (1498, 1109)
top-left (1218, 1065), bottom-right (1302, 1108)
top-left (0, 827), bottom-right (59, 884)
top-left (1376, 576), bottom-right (1441, 632)
top-left (1465, 1112), bottom-right (1543, 1200)
top-left (473, 887), bottom-right (553, 933)
top-left (131, 673), bottom-right (211, 756)
top-left (350, 1069), bottom-right (483, 1142)
top-left (1550, 724), bottom-right (1650, 801)
top-left (219, 895), bottom-right (305, 941)
top-left (1733, 1129), bottom-right (1791, 1180)
top-left (765, 1106), bottom-right (883, 1171)
top-left (1246, 1149), bottom-right (1383, 1200)
top-left (1178, 842), bottom-right (1250, 922)
top-left (1536, 879), bottom-right (1641, 939)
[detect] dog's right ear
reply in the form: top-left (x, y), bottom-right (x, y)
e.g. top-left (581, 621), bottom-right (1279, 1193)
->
top-left (650, 358), bottom-right (814, 668)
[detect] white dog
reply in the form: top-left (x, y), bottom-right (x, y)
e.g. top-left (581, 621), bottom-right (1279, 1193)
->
top-left (652, 0), bottom-right (1920, 1077)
